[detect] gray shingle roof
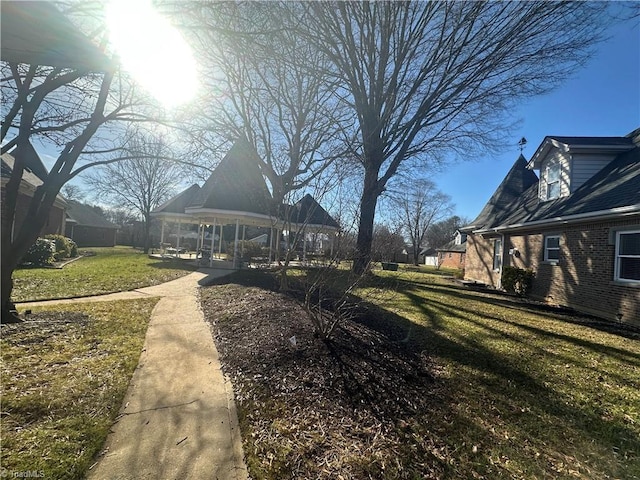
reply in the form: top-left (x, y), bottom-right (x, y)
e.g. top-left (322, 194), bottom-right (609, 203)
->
top-left (287, 194), bottom-right (340, 229)
top-left (463, 154), bottom-right (538, 231)
top-left (436, 238), bottom-right (466, 253)
top-left (472, 147), bottom-right (640, 232)
top-left (190, 139), bottom-right (273, 215)
top-left (66, 200), bottom-right (118, 228)
top-left (153, 184), bottom-right (201, 214)
top-left (546, 136), bottom-right (633, 147)
top-left (1, 1), bottom-right (113, 71)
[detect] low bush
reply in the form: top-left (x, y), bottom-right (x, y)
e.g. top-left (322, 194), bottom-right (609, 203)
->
top-left (44, 234), bottom-right (77, 261)
top-left (22, 238), bottom-right (55, 266)
top-left (501, 266), bottom-right (535, 296)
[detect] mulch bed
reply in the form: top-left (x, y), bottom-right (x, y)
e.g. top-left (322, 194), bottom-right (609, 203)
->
top-left (200, 274), bottom-right (449, 479)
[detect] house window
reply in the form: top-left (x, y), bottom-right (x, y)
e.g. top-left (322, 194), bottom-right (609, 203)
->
top-left (546, 162), bottom-right (560, 200)
top-left (615, 230), bottom-right (640, 283)
top-left (544, 235), bottom-right (560, 262)
top-left (493, 239), bottom-right (502, 271)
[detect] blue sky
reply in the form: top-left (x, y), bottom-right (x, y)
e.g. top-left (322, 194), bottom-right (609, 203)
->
top-left (33, 14), bottom-right (639, 220)
top-left (436, 20), bottom-right (640, 221)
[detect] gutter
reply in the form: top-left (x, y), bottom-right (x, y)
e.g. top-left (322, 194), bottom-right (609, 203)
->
top-left (473, 204), bottom-right (640, 235)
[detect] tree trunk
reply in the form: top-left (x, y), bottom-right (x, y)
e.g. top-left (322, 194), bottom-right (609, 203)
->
top-left (142, 213), bottom-right (151, 254)
top-left (353, 169), bottom-right (381, 274)
top-left (1, 259), bottom-right (20, 323)
top-left (413, 242), bottom-right (420, 266)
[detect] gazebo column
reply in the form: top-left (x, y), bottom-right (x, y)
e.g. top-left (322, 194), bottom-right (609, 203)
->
top-left (275, 229), bottom-right (281, 262)
top-left (176, 220), bottom-right (181, 257)
top-left (268, 227), bottom-right (274, 264)
top-left (218, 224), bottom-right (224, 257)
top-left (233, 219), bottom-right (240, 269)
top-left (211, 217), bottom-right (218, 261)
top-left (210, 218), bottom-right (217, 267)
top-left (197, 222), bottom-right (205, 253)
top-left (241, 225), bottom-right (246, 257)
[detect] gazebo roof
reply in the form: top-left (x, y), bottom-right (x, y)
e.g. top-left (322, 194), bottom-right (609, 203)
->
top-left (152, 139), bottom-right (339, 232)
top-left (189, 139), bottom-right (272, 215)
top-left (154, 184), bottom-right (201, 215)
top-left (287, 194), bottom-right (340, 229)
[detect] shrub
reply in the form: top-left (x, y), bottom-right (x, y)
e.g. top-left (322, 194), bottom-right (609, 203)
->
top-left (69, 239), bottom-right (78, 258)
top-left (44, 234), bottom-right (77, 260)
top-left (22, 238), bottom-right (55, 266)
top-left (501, 266), bottom-right (535, 296)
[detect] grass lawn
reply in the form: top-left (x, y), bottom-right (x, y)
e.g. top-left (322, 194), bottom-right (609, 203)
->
top-left (201, 268), bottom-right (640, 479)
top-left (12, 246), bottom-right (197, 302)
top-left (0, 298), bottom-right (158, 479)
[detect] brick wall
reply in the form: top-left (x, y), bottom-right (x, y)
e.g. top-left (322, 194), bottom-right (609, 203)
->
top-left (438, 251), bottom-right (466, 270)
top-left (69, 225), bottom-right (117, 247)
top-left (465, 219), bottom-right (640, 325)
top-left (465, 234), bottom-right (501, 287)
top-left (509, 220), bottom-right (639, 324)
top-left (1, 188), bottom-right (65, 237)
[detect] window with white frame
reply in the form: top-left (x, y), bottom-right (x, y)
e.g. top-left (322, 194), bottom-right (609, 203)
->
top-left (493, 239), bottom-right (502, 271)
top-left (546, 162), bottom-right (560, 200)
top-left (615, 230), bottom-right (640, 282)
top-left (544, 235), bottom-right (560, 262)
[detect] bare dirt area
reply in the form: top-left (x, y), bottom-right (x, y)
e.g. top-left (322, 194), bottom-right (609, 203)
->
top-left (200, 275), bottom-right (446, 479)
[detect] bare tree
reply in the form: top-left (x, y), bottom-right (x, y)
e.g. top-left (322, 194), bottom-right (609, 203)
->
top-left (371, 224), bottom-right (405, 264)
top-left (387, 178), bottom-right (453, 266)
top-left (60, 183), bottom-right (85, 202)
top-left (0, 7), bottom-right (165, 321)
top-left (186, 2), bottom-right (350, 209)
top-left (425, 215), bottom-right (470, 252)
top-left (83, 129), bottom-right (183, 253)
top-left (304, 1), bottom-right (611, 273)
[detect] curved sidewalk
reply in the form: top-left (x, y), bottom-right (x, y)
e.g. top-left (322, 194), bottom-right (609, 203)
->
top-left (20, 269), bottom-right (248, 480)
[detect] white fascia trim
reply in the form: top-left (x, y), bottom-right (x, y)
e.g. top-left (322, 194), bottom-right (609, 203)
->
top-left (184, 207), bottom-right (274, 224)
top-left (151, 211), bottom-right (200, 223)
top-left (527, 138), bottom-right (634, 169)
top-left (473, 205), bottom-right (640, 235)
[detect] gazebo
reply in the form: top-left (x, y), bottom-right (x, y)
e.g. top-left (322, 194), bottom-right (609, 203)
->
top-left (151, 140), bottom-right (340, 268)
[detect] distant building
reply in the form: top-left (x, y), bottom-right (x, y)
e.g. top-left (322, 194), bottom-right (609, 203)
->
top-left (436, 231), bottom-right (467, 269)
top-left (65, 201), bottom-right (118, 247)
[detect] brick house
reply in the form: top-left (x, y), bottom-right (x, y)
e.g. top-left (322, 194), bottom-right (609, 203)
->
top-left (462, 129), bottom-right (640, 325)
top-left (65, 200), bottom-right (118, 247)
top-left (436, 231), bottom-right (467, 270)
top-left (1, 144), bottom-right (67, 239)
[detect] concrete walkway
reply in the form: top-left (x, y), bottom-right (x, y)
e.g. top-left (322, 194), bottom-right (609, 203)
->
top-left (19, 269), bottom-right (248, 480)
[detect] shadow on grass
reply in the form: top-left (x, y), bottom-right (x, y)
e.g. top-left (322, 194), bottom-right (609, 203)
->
top-left (207, 268), bottom-right (640, 476)
top-left (146, 258), bottom-right (199, 272)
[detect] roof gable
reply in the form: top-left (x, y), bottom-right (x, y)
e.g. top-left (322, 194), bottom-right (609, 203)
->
top-left (484, 147), bottom-right (640, 230)
top-left (153, 184), bottom-right (201, 214)
top-left (528, 136), bottom-right (634, 169)
top-left (465, 154), bottom-right (538, 231)
top-left (287, 194), bottom-right (339, 229)
top-left (189, 139), bottom-right (273, 215)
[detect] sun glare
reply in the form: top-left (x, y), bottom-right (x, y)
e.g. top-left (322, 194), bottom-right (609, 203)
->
top-left (107, 0), bottom-right (198, 107)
